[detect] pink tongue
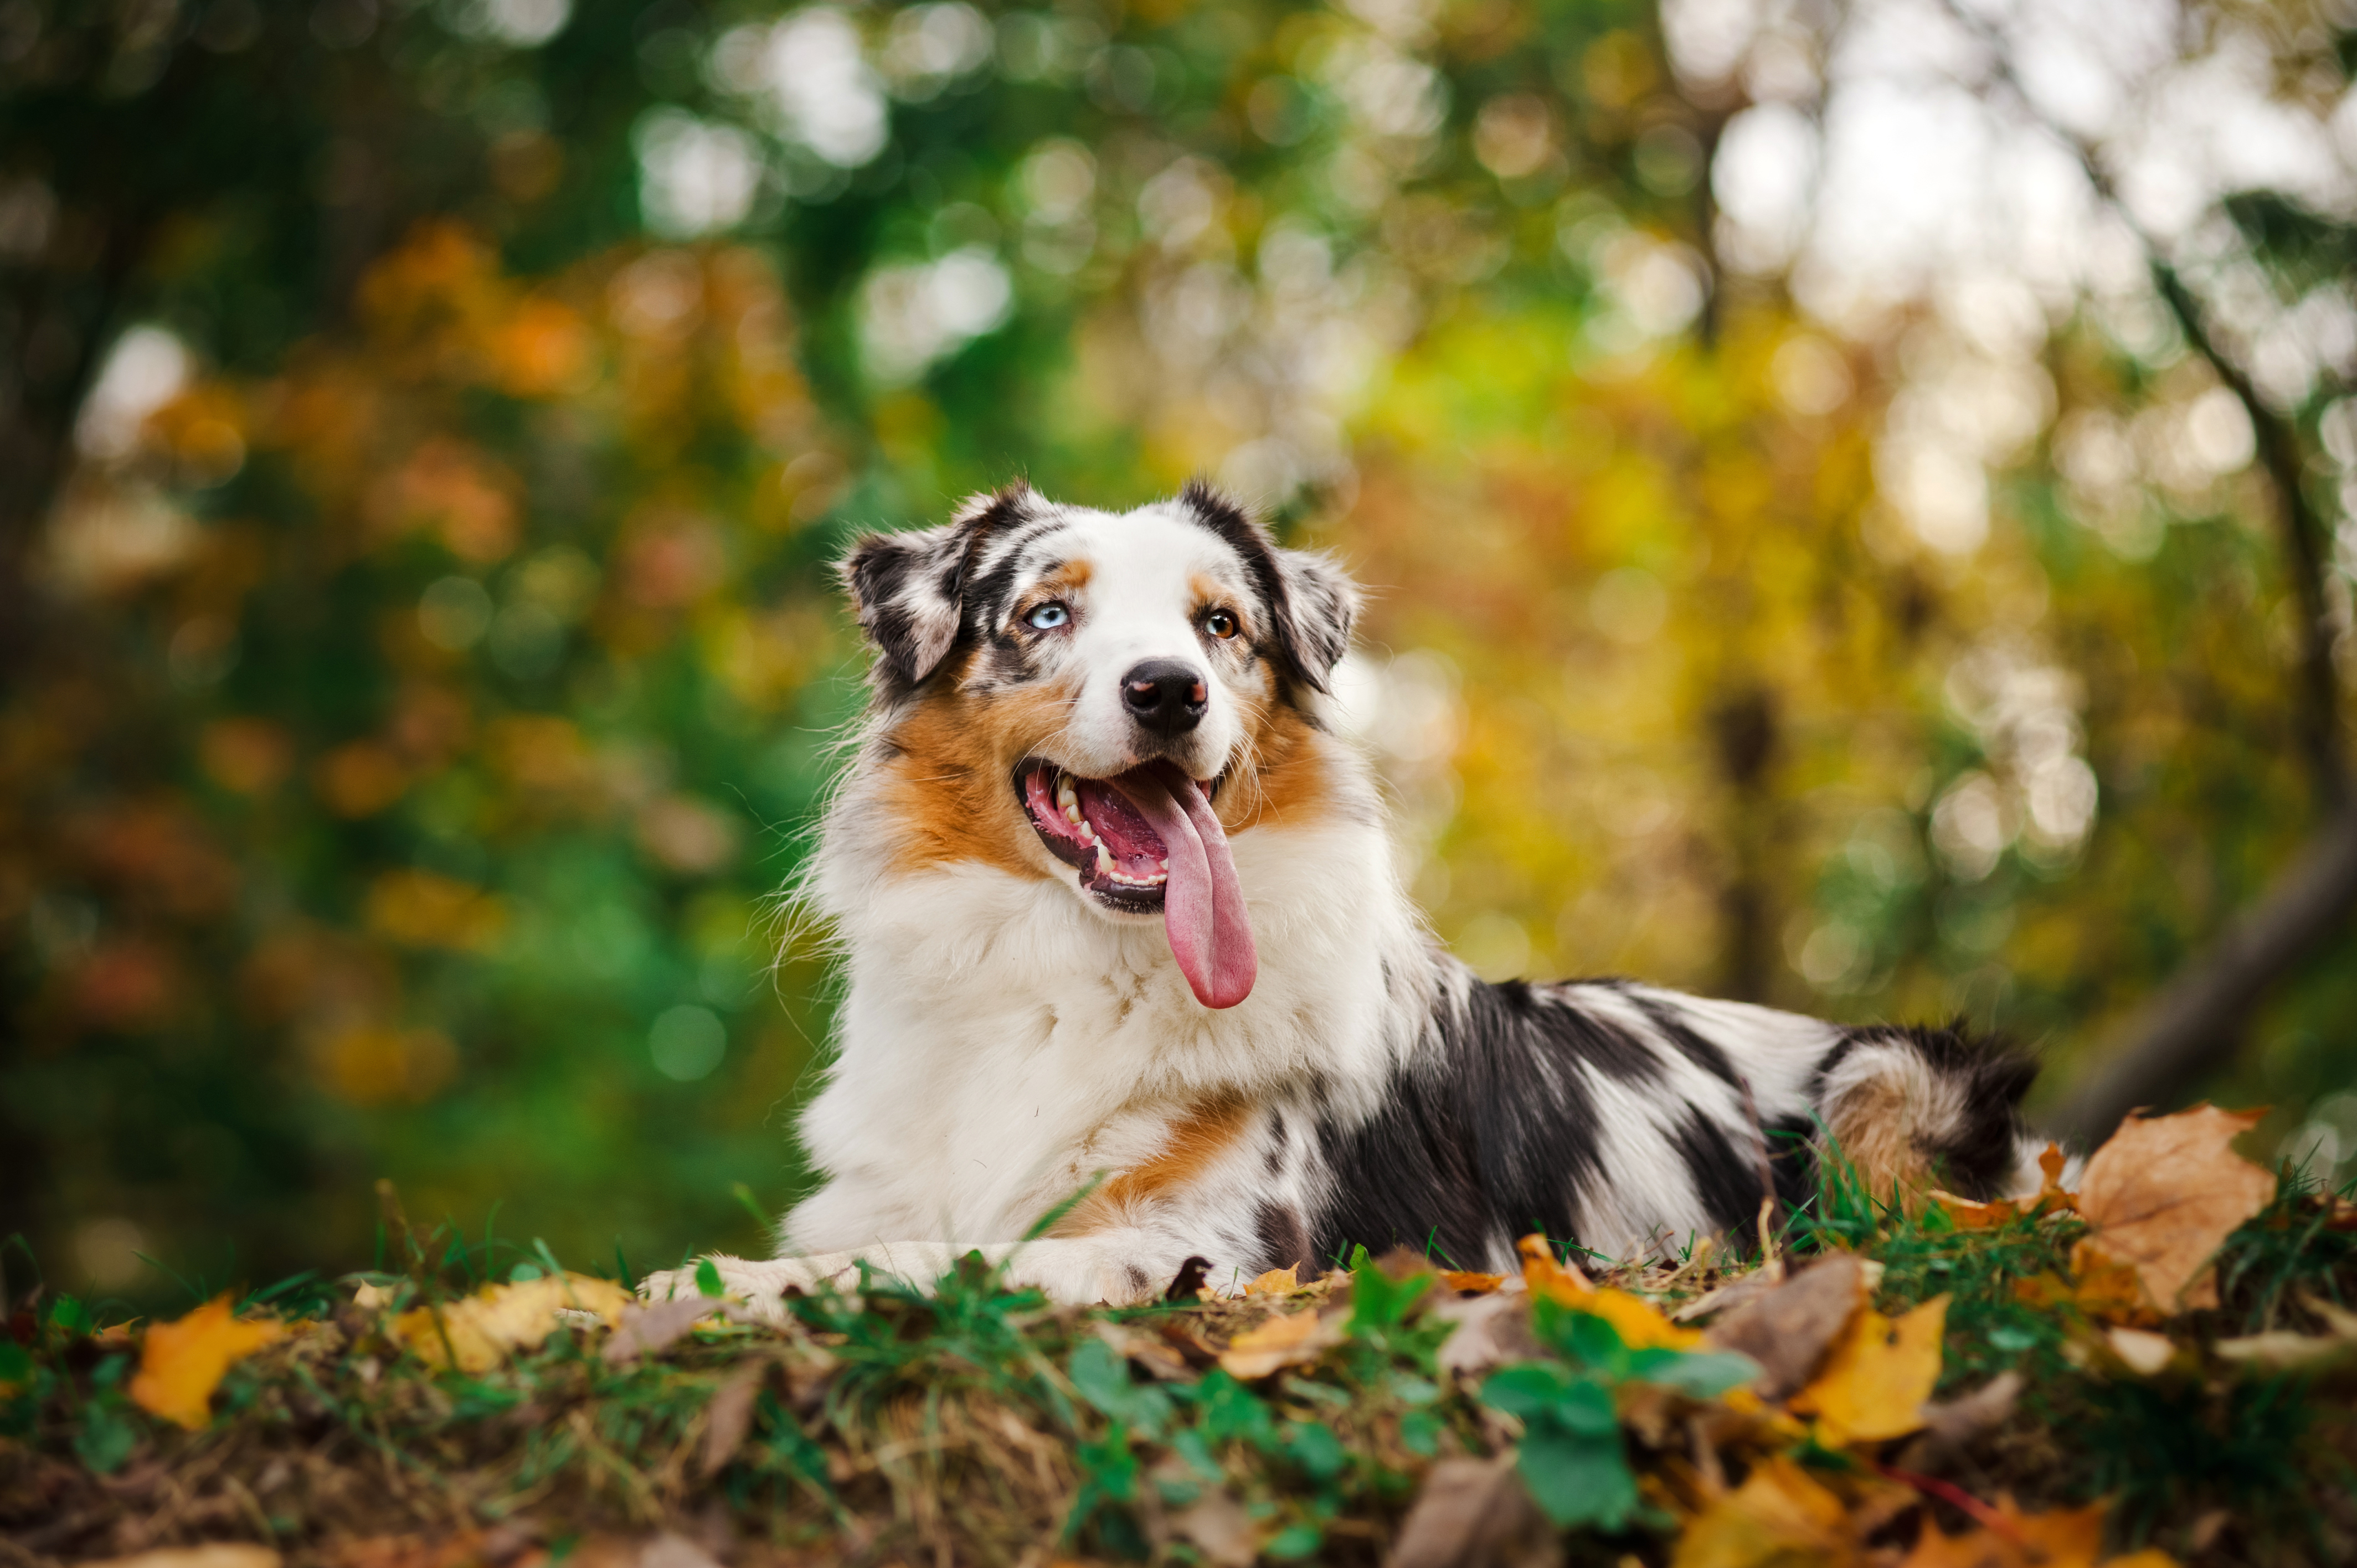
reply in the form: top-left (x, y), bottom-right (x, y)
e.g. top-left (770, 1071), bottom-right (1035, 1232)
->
top-left (1105, 764), bottom-right (1257, 1009)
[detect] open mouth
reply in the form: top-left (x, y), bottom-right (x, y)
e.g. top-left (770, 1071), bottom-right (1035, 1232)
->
top-left (1016, 759), bottom-right (1258, 1009)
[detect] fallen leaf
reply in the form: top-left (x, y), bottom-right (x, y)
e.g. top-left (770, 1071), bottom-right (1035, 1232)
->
top-left (1093, 1319), bottom-right (1196, 1380)
top-left (1912, 1370), bottom-right (2024, 1453)
top-left (2214, 1298), bottom-right (2357, 1371)
top-left (1790, 1295), bottom-right (1947, 1446)
top-left (2067, 1252), bottom-right (2157, 1325)
top-left (637, 1534), bottom-right (725, 1568)
top-left (1218, 1305), bottom-right (1342, 1379)
top-left (74, 1548), bottom-right (281, 1568)
top-left (1438, 1270), bottom-right (1506, 1294)
top-left (1515, 1233), bottom-right (1594, 1301)
top-left (1385, 1453), bottom-right (1562, 1568)
top-left (2104, 1327), bottom-right (2175, 1376)
top-left (1434, 1292), bottom-right (1543, 1380)
top-left (393, 1273), bottom-right (630, 1373)
top-left (1670, 1456), bottom-right (1856, 1568)
top-left (602, 1294), bottom-right (721, 1364)
top-left (1173, 1489), bottom-right (1262, 1568)
top-left (699, 1362), bottom-right (765, 1476)
top-left (1703, 1254), bottom-right (1869, 1401)
top-left (1244, 1265), bottom-right (1300, 1296)
top-left (2072, 1104), bottom-right (2274, 1314)
top-left (1902, 1496), bottom-right (2176, 1568)
top-left (128, 1296), bottom-right (285, 1430)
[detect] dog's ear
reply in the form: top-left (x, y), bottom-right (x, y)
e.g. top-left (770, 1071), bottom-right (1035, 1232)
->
top-left (839, 484), bottom-right (1030, 690)
top-left (1177, 479), bottom-right (1360, 694)
top-left (1270, 546), bottom-right (1359, 692)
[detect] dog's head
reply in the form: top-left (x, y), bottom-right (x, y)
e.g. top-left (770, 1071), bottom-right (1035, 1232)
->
top-left (837, 481), bottom-right (1359, 1009)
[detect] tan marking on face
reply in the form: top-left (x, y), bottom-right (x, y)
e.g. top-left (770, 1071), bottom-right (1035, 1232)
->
top-left (1031, 558), bottom-right (1094, 605)
top-left (1217, 689), bottom-right (1345, 834)
top-left (873, 657), bottom-right (1082, 879)
top-left (1056, 1091), bottom-right (1253, 1235)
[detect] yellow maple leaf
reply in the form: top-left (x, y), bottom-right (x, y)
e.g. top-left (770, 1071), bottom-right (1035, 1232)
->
top-left (392, 1272), bottom-right (630, 1374)
top-left (1243, 1265), bottom-right (1299, 1296)
top-left (1789, 1294), bottom-right (1947, 1446)
top-left (128, 1296), bottom-right (285, 1430)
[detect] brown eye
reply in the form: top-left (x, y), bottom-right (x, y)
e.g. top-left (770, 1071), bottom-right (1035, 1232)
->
top-left (1203, 609), bottom-right (1238, 639)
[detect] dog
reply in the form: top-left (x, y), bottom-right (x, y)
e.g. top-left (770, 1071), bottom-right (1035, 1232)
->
top-left (645, 481), bottom-right (2043, 1312)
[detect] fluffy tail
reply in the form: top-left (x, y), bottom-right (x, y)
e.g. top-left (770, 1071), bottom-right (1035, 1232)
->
top-left (1810, 1023), bottom-right (2043, 1204)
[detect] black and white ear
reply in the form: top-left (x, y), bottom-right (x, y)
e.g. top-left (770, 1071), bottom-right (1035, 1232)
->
top-left (1271, 547), bottom-right (1360, 693)
top-left (838, 484), bottom-right (1030, 691)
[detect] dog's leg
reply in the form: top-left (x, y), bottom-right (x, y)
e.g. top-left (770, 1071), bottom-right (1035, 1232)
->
top-left (639, 1232), bottom-right (1196, 1320)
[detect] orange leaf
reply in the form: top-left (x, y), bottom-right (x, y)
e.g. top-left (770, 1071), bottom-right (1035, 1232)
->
top-left (2073, 1105), bottom-right (2274, 1314)
top-left (128, 1296), bottom-right (284, 1430)
top-left (1243, 1266), bottom-right (1300, 1296)
top-left (1217, 1307), bottom-right (1340, 1380)
top-left (1515, 1232), bottom-right (1593, 1302)
top-left (1932, 1192), bottom-right (2021, 1230)
top-left (1438, 1270), bottom-right (1506, 1294)
top-left (1671, 1456), bottom-right (1859, 1568)
top-left (1790, 1296), bottom-right (1946, 1446)
top-left (1902, 1495), bottom-right (2176, 1568)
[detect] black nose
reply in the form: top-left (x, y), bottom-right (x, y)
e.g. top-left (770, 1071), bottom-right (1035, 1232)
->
top-left (1120, 659), bottom-right (1208, 736)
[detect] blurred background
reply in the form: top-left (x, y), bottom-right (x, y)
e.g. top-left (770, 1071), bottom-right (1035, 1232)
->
top-left (6, 0), bottom-right (2356, 1304)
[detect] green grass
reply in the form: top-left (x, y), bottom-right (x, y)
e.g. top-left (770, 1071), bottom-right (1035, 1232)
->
top-left (4, 1176), bottom-right (2356, 1567)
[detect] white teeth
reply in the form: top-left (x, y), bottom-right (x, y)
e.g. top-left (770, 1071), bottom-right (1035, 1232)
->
top-left (1077, 818), bottom-right (1095, 843)
top-left (1159, 858), bottom-right (1169, 870)
top-left (1095, 844), bottom-right (1114, 874)
top-left (1058, 780), bottom-right (1078, 810)
top-left (1064, 804), bottom-right (1083, 824)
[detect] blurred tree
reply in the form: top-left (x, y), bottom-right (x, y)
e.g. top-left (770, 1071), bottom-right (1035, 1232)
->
top-left (4, 0), bottom-right (2354, 1299)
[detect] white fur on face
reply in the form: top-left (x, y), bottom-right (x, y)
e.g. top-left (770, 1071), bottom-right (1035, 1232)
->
top-left (979, 501), bottom-right (1268, 784)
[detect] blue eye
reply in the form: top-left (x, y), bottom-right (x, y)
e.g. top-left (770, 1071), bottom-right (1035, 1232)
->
top-left (1025, 602), bottom-right (1069, 631)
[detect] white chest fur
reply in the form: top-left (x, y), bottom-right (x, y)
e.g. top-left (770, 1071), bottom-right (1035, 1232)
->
top-left (783, 814), bottom-right (1425, 1253)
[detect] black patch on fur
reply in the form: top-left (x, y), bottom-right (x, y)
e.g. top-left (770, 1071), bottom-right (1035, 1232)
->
top-left (1310, 978), bottom-right (1697, 1263)
top-left (1621, 989), bottom-right (1740, 1087)
top-left (1176, 480), bottom-right (1353, 696)
top-left (1674, 1111), bottom-right (1766, 1235)
top-left (840, 484), bottom-right (1031, 694)
top-left (1254, 1201), bottom-right (1315, 1278)
top-left (1762, 1112), bottom-right (1818, 1213)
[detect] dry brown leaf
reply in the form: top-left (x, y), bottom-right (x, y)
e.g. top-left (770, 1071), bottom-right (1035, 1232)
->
top-left (699, 1361), bottom-right (766, 1477)
top-left (1385, 1454), bottom-right (1562, 1568)
top-left (1434, 1292), bottom-right (1543, 1380)
top-left (127, 1295), bottom-right (285, 1430)
top-left (2072, 1104), bottom-right (2274, 1314)
top-left (75, 1548), bottom-right (281, 1568)
top-left (1172, 1489), bottom-right (1261, 1568)
top-left (603, 1294), bottom-right (722, 1364)
top-left (393, 1272), bottom-right (630, 1373)
top-left (1789, 1295), bottom-right (1947, 1446)
top-left (2104, 1327), bottom-right (2175, 1376)
top-left (1243, 1265), bottom-right (1300, 1296)
top-left (1217, 1306), bottom-right (1342, 1380)
top-left (1670, 1456), bottom-right (1857, 1568)
top-left (1703, 1254), bottom-right (1869, 1402)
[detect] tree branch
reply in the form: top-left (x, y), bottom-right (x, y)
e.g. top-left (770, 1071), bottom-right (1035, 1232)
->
top-left (2046, 807), bottom-right (2357, 1146)
top-left (1934, 0), bottom-right (2346, 809)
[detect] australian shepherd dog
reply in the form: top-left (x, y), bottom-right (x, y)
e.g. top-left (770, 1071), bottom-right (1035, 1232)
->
top-left (649, 481), bottom-right (2044, 1311)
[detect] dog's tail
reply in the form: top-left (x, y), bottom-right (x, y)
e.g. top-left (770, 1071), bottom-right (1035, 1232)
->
top-left (1810, 1023), bottom-right (2044, 1204)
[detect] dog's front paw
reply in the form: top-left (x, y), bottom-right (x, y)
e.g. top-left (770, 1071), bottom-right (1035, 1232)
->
top-left (637, 1254), bottom-right (851, 1325)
